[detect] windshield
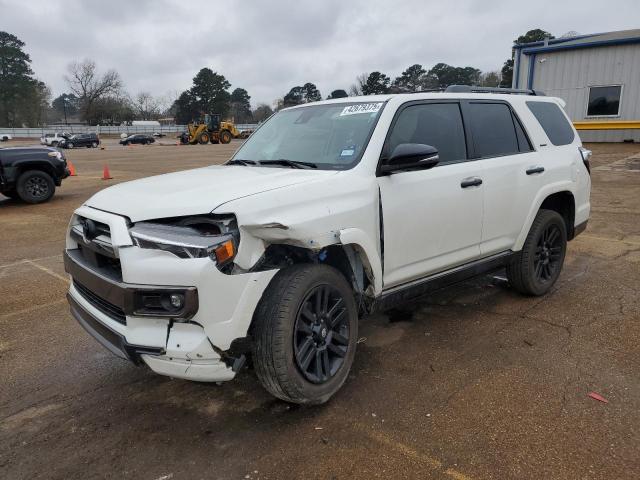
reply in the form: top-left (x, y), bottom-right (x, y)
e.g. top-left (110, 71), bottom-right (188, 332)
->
top-left (231, 101), bottom-right (385, 170)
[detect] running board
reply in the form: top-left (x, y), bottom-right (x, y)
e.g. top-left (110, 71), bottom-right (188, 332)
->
top-left (374, 251), bottom-right (514, 311)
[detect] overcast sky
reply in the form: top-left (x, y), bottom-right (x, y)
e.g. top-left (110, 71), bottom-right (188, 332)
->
top-left (1, 0), bottom-right (637, 107)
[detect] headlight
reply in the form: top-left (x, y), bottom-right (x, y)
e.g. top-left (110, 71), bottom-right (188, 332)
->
top-left (129, 216), bottom-right (238, 266)
top-left (48, 151), bottom-right (63, 160)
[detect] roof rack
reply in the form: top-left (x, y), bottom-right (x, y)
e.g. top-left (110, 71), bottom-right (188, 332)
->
top-left (445, 85), bottom-right (546, 96)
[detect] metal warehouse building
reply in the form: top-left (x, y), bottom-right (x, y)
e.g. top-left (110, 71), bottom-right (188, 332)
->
top-left (512, 29), bottom-right (640, 142)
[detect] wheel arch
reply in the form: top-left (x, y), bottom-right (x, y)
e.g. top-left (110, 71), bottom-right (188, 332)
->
top-left (540, 191), bottom-right (576, 240)
top-left (515, 185), bottom-right (576, 251)
top-left (15, 161), bottom-right (56, 179)
top-left (256, 242), bottom-right (374, 290)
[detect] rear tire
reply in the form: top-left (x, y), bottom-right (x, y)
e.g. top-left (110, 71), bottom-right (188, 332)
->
top-left (16, 170), bottom-right (55, 204)
top-left (507, 209), bottom-right (567, 296)
top-left (91, 142), bottom-right (98, 148)
top-left (252, 264), bottom-right (358, 405)
top-left (220, 130), bottom-right (232, 144)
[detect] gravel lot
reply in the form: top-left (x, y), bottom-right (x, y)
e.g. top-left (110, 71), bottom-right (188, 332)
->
top-left (1, 140), bottom-right (639, 480)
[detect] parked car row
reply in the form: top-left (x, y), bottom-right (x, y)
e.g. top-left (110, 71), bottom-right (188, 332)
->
top-left (40, 132), bottom-right (100, 149)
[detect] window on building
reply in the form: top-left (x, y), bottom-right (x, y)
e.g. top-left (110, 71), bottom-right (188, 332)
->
top-left (387, 103), bottom-right (467, 164)
top-left (466, 103), bottom-right (520, 158)
top-left (526, 101), bottom-right (575, 146)
top-left (587, 85), bottom-right (622, 117)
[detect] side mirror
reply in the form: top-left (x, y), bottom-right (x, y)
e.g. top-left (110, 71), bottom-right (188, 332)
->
top-left (379, 143), bottom-right (440, 175)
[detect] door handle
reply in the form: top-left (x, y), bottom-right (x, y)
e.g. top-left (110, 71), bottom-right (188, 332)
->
top-left (460, 177), bottom-right (483, 188)
top-left (526, 166), bottom-right (545, 175)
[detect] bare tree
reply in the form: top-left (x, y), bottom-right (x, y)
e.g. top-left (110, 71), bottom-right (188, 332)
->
top-left (348, 72), bottom-right (368, 96)
top-left (133, 91), bottom-right (162, 120)
top-left (160, 89), bottom-right (180, 116)
top-left (65, 59), bottom-right (122, 121)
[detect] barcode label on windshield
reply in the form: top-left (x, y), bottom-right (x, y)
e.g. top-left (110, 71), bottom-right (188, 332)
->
top-left (340, 102), bottom-right (384, 116)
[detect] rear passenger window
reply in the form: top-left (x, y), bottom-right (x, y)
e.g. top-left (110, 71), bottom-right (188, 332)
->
top-left (526, 101), bottom-right (575, 146)
top-left (467, 103), bottom-right (519, 158)
top-left (513, 114), bottom-right (533, 152)
top-left (387, 103), bottom-right (467, 164)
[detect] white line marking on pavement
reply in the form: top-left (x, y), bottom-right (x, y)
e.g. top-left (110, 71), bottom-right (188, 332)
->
top-left (24, 260), bottom-right (69, 284)
top-left (0, 254), bottom-right (63, 270)
top-left (0, 299), bottom-right (67, 321)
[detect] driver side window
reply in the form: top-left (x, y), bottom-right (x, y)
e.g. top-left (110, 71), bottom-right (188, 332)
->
top-left (387, 103), bottom-right (467, 165)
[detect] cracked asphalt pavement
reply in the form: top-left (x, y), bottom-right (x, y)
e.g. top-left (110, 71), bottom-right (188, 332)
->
top-left (1, 140), bottom-right (639, 479)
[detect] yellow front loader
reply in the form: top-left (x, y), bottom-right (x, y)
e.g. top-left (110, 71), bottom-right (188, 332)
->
top-left (179, 114), bottom-right (241, 145)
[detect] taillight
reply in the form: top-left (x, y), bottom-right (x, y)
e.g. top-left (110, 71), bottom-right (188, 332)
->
top-left (579, 147), bottom-right (592, 175)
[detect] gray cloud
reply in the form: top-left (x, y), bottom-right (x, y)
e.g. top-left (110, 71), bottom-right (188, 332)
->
top-left (0, 0), bottom-right (636, 106)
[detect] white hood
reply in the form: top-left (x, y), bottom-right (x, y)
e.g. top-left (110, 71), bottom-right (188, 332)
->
top-left (85, 165), bottom-right (337, 222)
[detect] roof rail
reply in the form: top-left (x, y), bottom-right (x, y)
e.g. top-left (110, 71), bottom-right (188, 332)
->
top-left (445, 85), bottom-right (546, 96)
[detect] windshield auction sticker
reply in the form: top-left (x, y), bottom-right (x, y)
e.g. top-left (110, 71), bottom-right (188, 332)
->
top-left (340, 102), bottom-right (384, 116)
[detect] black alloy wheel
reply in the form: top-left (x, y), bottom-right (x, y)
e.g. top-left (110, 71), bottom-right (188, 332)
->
top-left (534, 223), bottom-right (563, 283)
top-left (16, 170), bottom-right (55, 203)
top-left (506, 209), bottom-right (567, 296)
top-left (293, 284), bottom-right (350, 384)
top-left (252, 264), bottom-right (358, 404)
top-left (25, 175), bottom-right (50, 199)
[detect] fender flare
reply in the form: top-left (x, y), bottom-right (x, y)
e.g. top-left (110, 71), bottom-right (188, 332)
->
top-left (514, 181), bottom-right (576, 251)
top-left (339, 227), bottom-right (383, 295)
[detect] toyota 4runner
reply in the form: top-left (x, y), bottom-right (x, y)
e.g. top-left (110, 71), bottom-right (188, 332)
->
top-left (64, 86), bottom-right (591, 404)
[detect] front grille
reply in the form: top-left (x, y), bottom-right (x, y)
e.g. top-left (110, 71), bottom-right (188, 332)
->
top-left (71, 215), bottom-right (122, 279)
top-left (74, 280), bottom-right (126, 325)
top-left (76, 244), bottom-right (122, 281)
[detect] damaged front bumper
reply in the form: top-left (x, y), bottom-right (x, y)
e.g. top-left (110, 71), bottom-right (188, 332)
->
top-left (65, 206), bottom-right (277, 382)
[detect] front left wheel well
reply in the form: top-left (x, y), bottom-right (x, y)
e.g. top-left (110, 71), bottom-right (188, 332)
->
top-left (250, 243), bottom-right (373, 313)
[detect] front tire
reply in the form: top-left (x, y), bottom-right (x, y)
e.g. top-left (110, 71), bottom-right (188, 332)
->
top-left (16, 170), bottom-right (55, 204)
top-left (198, 132), bottom-right (210, 144)
top-left (67, 142), bottom-right (74, 149)
top-left (507, 209), bottom-right (567, 296)
top-left (252, 264), bottom-right (358, 405)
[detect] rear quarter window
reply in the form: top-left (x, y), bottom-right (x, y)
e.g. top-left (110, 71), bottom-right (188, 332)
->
top-left (526, 101), bottom-right (575, 146)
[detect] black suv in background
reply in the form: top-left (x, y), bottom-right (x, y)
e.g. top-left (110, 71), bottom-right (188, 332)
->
top-left (0, 147), bottom-right (70, 203)
top-left (59, 133), bottom-right (100, 149)
top-left (119, 134), bottom-right (155, 146)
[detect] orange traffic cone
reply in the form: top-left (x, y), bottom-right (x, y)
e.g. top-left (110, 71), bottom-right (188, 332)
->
top-left (68, 160), bottom-right (77, 176)
top-left (102, 164), bottom-right (113, 180)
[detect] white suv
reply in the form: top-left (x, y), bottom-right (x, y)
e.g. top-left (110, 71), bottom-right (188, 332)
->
top-left (40, 132), bottom-right (69, 147)
top-left (64, 86), bottom-right (591, 404)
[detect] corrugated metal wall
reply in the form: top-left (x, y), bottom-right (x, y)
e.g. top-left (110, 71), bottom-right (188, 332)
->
top-left (514, 44), bottom-right (640, 142)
